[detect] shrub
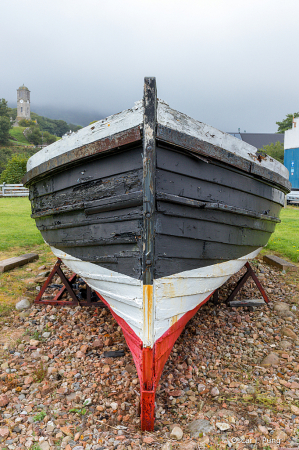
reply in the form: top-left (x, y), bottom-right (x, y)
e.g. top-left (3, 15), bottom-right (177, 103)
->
top-left (258, 141), bottom-right (284, 164)
top-left (0, 154), bottom-right (28, 183)
top-left (18, 119), bottom-right (36, 127)
top-left (25, 126), bottom-right (42, 145)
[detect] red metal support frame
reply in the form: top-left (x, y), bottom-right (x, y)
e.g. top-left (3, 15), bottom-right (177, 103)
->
top-left (226, 261), bottom-right (270, 304)
top-left (35, 259), bottom-right (78, 306)
top-left (34, 259), bottom-right (108, 308)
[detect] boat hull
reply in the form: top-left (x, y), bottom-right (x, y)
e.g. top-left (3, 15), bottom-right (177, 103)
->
top-left (24, 77), bottom-right (290, 430)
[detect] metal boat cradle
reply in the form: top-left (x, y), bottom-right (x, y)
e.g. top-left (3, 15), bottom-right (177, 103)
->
top-left (24, 78), bottom-right (291, 430)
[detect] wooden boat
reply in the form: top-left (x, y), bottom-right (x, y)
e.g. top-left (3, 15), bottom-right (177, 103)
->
top-left (24, 78), bottom-right (291, 430)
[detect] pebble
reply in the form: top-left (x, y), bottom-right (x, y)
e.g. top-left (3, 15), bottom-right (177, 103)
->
top-left (261, 352), bottom-right (280, 367)
top-left (170, 426), bottom-right (183, 440)
top-left (0, 395), bottom-right (9, 407)
top-left (186, 419), bottom-right (213, 438)
top-left (40, 442), bottom-right (50, 450)
top-left (0, 259), bottom-right (298, 448)
top-left (291, 404), bottom-right (299, 415)
top-left (282, 327), bottom-right (298, 340)
top-left (210, 386), bottom-right (219, 396)
top-left (42, 332), bottom-right (51, 338)
top-left (272, 429), bottom-right (288, 442)
top-left (161, 443), bottom-right (173, 450)
top-left (0, 427), bottom-right (9, 438)
top-left (216, 422), bottom-right (230, 431)
top-left (15, 298), bottom-right (31, 310)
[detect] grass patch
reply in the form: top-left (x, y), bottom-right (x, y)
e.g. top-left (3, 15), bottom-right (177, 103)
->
top-left (0, 243), bottom-right (55, 309)
top-left (33, 410), bottom-right (46, 422)
top-left (69, 407), bottom-right (87, 416)
top-left (0, 198), bottom-right (44, 251)
top-left (9, 127), bottom-right (31, 145)
top-left (0, 198), bottom-right (56, 309)
top-left (263, 205), bottom-right (299, 263)
top-left (33, 362), bottom-right (47, 383)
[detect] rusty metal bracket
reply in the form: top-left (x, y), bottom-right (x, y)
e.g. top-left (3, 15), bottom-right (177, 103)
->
top-left (212, 262), bottom-right (270, 307)
top-left (34, 258), bottom-right (108, 308)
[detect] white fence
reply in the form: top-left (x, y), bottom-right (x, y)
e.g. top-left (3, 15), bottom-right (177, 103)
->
top-left (0, 183), bottom-right (29, 197)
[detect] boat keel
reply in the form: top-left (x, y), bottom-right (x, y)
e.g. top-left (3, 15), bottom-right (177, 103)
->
top-left (96, 290), bottom-right (213, 430)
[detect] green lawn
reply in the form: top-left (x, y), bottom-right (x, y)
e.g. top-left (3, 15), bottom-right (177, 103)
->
top-left (264, 205), bottom-right (299, 263)
top-left (0, 197), bottom-right (44, 251)
top-left (9, 126), bottom-right (31, 145)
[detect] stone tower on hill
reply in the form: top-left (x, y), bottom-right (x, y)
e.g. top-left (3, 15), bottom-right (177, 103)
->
top-left (17, 84), bottom-right (30, 121)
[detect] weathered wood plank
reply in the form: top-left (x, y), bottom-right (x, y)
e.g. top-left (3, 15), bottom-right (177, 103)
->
top-left (0, 253), bottom-right (39, 273)
top-left (229, 299), bottom-right (266, 308)
top-left (24, 126), bottom-right (142, 186)
top-left (156, 123), bottom-right (291, 192)
top-left (263, 254), bottom-right (297, 271)
top-left (29, 146), bottom-right (143, 199)
top-left (156, 169), bottom-right (282, 217)
top-left (156, 146), bottom-right (285, 206)
top-left (156, 214), bottom-right (271, 247)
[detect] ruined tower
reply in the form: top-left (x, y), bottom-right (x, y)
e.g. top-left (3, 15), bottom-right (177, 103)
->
top-left (17, 84), bottom-right (31, 121)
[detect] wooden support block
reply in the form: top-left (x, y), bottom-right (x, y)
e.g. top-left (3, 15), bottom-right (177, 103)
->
top-left (0, 253), bottom-right (39, 273)
top-left (229, 299), bottom-right (266, 308)
top-left (263, 254), bottom-right (297, 271)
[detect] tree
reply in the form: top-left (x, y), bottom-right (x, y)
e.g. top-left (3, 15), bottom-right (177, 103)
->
top-left (0, 98), bottom-right (9, 117)
top-left (30, 111), bottom-right (82, 136)
top-left (258, 141), bottom-right (284, 164)
top-left (53, 119), bottom-right (69, 137)
top-left (25, 126), bottom-right (42, 145)
top-left (42, 131), bottom-right (56, 144)
top-left (276, 113), bottom-right (299, 133)
top-left (0, 116), bottom-right (11, 145)
top-left (0, 147), bottom-right (12, 175)
top-left (0, 98), bottom-right (12, 144)
top-left (0, 154), bottom-right (28, 183)
top-left (69, 124), bottom-right (82, 132)
top-left (7, 107), bottom-right (17, 121)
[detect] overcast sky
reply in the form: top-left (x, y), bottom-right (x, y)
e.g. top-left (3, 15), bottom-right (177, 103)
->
top-left (1, 0), bottom-right (299, 132)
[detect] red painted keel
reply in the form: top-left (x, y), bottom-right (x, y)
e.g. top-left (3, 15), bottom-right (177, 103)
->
top-left (96, 291), bottom-right (213, 430)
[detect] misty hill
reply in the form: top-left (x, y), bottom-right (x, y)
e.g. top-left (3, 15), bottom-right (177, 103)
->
top-left (8, 108), bottom-right (88, 137)
top-left (32, 105), bottom-right (106, 127)
top-left (7, 102), bottom-right (106, 127)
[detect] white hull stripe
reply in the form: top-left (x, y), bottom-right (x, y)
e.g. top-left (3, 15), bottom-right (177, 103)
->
top-left (50, 245), bottom-right (262, 345)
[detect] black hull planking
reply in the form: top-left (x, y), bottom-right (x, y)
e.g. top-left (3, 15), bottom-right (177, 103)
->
top-left (28, 142), bottom-right (283, 280)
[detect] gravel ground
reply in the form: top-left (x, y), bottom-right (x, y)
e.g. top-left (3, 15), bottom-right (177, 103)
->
top-left (0, 258), bottom-right (299, 450)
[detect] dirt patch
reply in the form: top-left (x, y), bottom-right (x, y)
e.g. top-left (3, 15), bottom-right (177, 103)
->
top-left (0, 326), bottom-right (25, 355)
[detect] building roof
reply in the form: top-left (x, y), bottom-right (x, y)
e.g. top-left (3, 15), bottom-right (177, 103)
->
top-left (227, 132), bottom-right (284, 149)
top-left (18, 84), bottom-right (29, 91)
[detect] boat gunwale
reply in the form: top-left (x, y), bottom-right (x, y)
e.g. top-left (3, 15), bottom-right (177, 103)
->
top-left (156, 124), bottom-right (291, 193)
top-left (23, 123), bottom-right (291, 194)
top-left (23, 125), bottom-right (142, 186)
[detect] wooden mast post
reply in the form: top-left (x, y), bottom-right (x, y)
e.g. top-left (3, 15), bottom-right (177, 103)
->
top-left (141, 77), bottom-right (157, 431)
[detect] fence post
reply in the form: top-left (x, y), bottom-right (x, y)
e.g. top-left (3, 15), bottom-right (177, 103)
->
top-left (3, 182), bottom-right (5, 197)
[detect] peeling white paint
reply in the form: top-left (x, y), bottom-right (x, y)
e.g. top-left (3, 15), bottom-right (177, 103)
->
top-left (157, 100), bottom-right (288, 179)
top-left (50, 245), bottom-right (261, 346)
top-left (27, 101), bottom-right (144, 171)
top-left (50, 246), bottom-right (143, 338)
top-left (153, 247), bottom-right (261, 341)
top-left (27, 98), bottom-right (288, 181)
